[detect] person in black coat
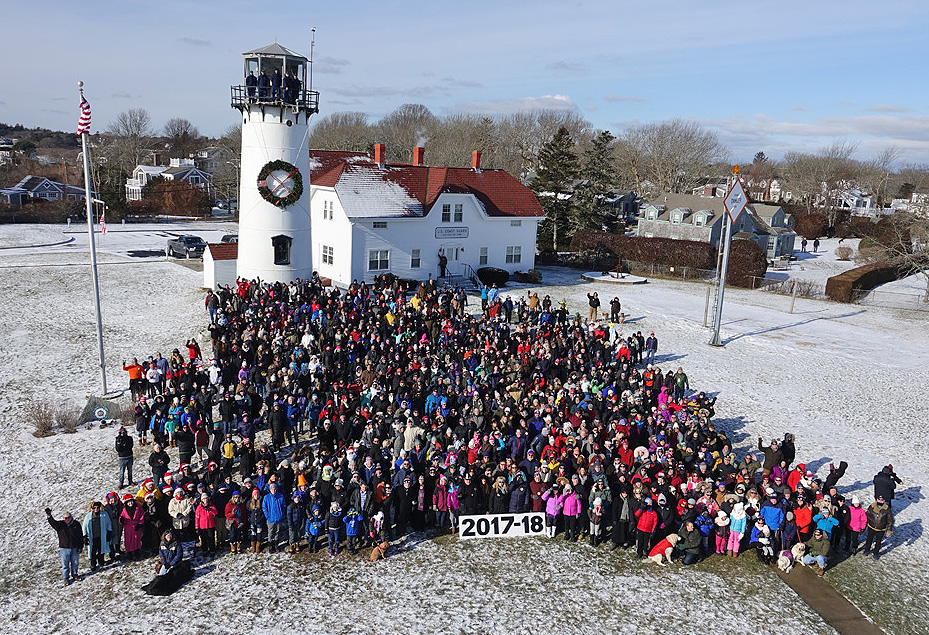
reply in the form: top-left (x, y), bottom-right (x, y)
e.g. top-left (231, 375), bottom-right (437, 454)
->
top-left (780, 433), bottom-right (796, 468)
top-left (873, 465), bottom-right (901, 506)
top-left (115, 427), bottom-right (135, 489)
top-left (457, 474), bottom-right (483, 516)
top-left (46, 508), bottom-right (83, 584)
top-left (488, 477), bottom-right (510, 514)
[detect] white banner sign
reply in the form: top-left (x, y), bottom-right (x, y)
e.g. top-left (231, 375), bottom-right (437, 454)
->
top-left (458, 512), bottom-right (545, 540)
top-left (435, 227), bottom-right (469, 239)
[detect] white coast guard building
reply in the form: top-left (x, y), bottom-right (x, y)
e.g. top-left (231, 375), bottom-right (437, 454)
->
top-left (308, 145), bottom-right (545, 286)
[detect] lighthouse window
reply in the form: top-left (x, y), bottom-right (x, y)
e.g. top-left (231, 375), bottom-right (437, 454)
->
top-left (271, 234), bottom-right (292, 266)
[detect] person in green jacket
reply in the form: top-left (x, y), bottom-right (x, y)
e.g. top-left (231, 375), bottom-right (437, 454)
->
top-left (801, 528), bottom-right (831, 576)
top-left (677, 520), bottom-right (702, 565)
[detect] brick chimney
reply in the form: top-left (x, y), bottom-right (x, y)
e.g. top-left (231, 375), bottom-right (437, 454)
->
top-left (412, 146), bottom-right (425, 166)
top-left (374, 143), bottom-right (386, 168)
top-left (472, 150), bottom-right (482, 172)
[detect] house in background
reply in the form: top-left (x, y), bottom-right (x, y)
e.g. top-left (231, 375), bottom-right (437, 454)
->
top-left (308, 145), bottom-right (544, 286)
top-left (636, 193), bottom-right (727, 246)
top-left (636, 192), bottom-right (797, 259)
top-left (193, 146), bottom-right (236, 175)
top-left (14, 175), bottom-right (93, 201)
top-left (0, 187), bottom-right (28, 205)
top-left (125, 157), bottom-right (214, 202)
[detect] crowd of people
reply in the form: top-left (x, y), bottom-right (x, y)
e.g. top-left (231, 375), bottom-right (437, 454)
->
top-left (47, 274), bottom-right (901, 588)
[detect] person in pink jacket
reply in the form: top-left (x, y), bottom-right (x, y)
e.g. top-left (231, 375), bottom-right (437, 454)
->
top-left (847, 496), bottom-right (868, 554)
top-left (559, 485), bottom-right (582, 542)
top-left (541, 484), bottom-right (563, 538)
top-left (119, 494), bottom-right (146, 560)
top-left (194, 494), bottom-right (218, 557)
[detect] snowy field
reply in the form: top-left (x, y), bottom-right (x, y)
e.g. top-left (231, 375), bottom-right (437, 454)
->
top-left (0, 223), bottom-right (926, 634)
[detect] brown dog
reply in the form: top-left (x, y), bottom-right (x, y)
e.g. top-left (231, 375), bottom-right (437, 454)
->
top-left (369, 541), bottom-right (389, 561)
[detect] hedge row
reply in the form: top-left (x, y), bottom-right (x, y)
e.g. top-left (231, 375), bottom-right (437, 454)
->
top-left (569, 230), bottom-right (716, 271)
top-left (728, 239), bottom-right (768, 287)
top-left (825, 263), bottom-right (901, 303)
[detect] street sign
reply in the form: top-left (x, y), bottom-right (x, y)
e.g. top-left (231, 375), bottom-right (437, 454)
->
top-left (724, 179), bottom-right (748, 223)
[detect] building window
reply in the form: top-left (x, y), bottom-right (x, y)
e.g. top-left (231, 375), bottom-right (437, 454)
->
top-left (648, 210), bottom-right (657, 220)
top-left (454, 203), bottom-right (463, 222)
top-left (368, 249), bottom-right (389, 271)
top-left (505, 245), bottom-right (521, 264)
top-left (271, 234), bottom-right (292, 266)
top-left (373, 221), bottom-right (387, 229)
top-left (510, 220), bottom-right (522, 227)
top-left (671, 213), bottom-right (681, 224)
top-left (480, 247), bottom-right (488, 265)
top-left (322, 245), bottom-right (334, 265)
top-left (411, 249), bottom-right (421, 268)
top-left (323, 201), bottom-right (335, 220)
top-left (694, 216), bottom-right (705, 227)
top-left (189, 175), bottom-right (201, 185)
top-left (441, 204), bottom-right (451, 223)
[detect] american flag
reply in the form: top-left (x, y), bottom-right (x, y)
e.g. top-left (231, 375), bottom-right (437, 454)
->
top-left (77, 96), bottom-right (91, 136)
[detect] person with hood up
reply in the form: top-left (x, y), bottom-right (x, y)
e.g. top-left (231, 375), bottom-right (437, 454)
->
top-left (847, 496), bottom-right (867, 554)
top-left (82, 500), bottom-right (112, 572)
top-left (727, 502), bottom-right (747, 556)
top-left (120, 494), bottom-right (145, 560)
top-left (588, 497), bottom-right (605, 547)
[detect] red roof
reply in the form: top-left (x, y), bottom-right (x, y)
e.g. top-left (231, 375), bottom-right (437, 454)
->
top-left (308, 150), bottom-right (544, 218)
top-left (206, 243), bottom-right (238, 261)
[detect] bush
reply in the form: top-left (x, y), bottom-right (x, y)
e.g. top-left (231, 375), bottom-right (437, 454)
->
top-left (55, 406), bottom-right (81, 434)
top-left (825, 263), bottom-right (901, 302)
top-left (795, 213), bottom-right (826, 239)
top-left (727, 239), bottom-right (768, 287)
top-left (835, 246), bottom-right (854, 261)
top-left (570, 230), bottom-right (716, 271)
top-left (28, 402), bottom-right (56, 437)
top-left (477, 267), bottom-right (509, 286)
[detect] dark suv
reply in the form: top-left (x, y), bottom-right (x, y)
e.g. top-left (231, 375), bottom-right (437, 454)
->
top-left (167, 235), bottom-right (207, 258)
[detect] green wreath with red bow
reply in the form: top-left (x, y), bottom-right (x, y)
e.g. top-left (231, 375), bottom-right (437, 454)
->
top-left (257, 159), bottom-right (303, 208)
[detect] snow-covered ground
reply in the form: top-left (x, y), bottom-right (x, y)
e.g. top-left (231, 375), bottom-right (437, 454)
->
top-left (0, 223), bottom-right (926, 634)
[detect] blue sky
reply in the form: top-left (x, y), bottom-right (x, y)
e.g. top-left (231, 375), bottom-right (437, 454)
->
top-left (4, 0), bottom-right (929, 163)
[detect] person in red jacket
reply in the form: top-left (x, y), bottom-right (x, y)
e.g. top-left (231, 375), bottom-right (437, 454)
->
top-left (194, 494), bottom-right (218, 557)
top-left (635, 497), bottom-right (659, 558)
top-left (224, 491), bottom-right (247, 553)
top-left (794, 497), bottom-right (814, 543)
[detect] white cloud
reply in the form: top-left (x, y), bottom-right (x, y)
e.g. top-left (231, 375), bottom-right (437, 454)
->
top-left (864, 104), bottom-right (913, 113)
top-left (546, 61), bottom-right (586, 74)
top-left (447, 94), bottom-right (579, 115)
top-left (177, 37), bottom-right (210, 47)
top-left (604, 94), bottom-right (645, 103)
top-left (315, 56), bottom-right (350, 75)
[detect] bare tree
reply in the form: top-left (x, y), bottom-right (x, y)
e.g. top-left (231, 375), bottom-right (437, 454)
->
top-left (104, 108), bottom-right (155, 171)
top-left (375, 104), bottom-right (439, 163)
top-left (162, 117), bottom-right (201, 160)
top-left (426, 114), bottom-right (497, 168)
top-left (781, 140), bottom-right (858, 225)
top-left (857, 211), bottom-right (929, 302)
top-left (617, 119), bottom-right (726, 195)
top-left (496, 110), bottom-right (592, 179)
top-left (309, 112), bottom-right (372, 152)
top-left (858, 146), bottom-right (899, 206)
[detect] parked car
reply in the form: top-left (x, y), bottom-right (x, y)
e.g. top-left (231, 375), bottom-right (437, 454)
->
top-left (167, 235), bottom-right (207, 258)
top-left (221, 234), bottom-right (238, 243)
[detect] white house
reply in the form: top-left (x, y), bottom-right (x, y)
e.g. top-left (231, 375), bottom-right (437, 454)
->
top-left (203, 242), bottom-right (238, 289)
top-left (125, 158), bottom-right (214, 202)
top-left (308, 145), bottom-right (544, 286)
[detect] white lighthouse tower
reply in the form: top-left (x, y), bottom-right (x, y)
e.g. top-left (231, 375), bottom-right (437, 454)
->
top-left (232, 44), bottom-right (319, 283)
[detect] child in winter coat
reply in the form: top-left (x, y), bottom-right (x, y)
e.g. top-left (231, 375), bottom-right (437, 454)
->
top-left (588, 498), bottom-right (605, 547)
top-left (326, 502), bottom-right (343, 555)
top-left (695, 510), bottom-right (714, 556)
top-left (781, 510), bottom-right (798, 551)
top-left (847, 496), bottom-right (868, 554)
top-left (541, 485), bottom-right (563, 538)
top-left (304, 506), bottom-right (324, 554)
top-left (813, 508), bottom-right (840, 538)
top-left (286, 494), bottom-right (306, 553)
top-left (343, 507), bottom-right (363, 554)
top-left (727, 501), bottom-right (747, 556)
top-left (714, 510), bottom-right (730, 554)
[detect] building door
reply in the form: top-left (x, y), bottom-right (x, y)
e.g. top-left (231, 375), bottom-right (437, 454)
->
top-left (439, 244), bottom-right (463, 276)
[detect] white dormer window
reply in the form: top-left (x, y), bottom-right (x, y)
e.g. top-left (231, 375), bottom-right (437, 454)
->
top-left (694, 215), bottom-right (705, 227)
top-left (648, 209), bottom-right (657, 220)
top-left (671, 212), bottom-right (682, 224)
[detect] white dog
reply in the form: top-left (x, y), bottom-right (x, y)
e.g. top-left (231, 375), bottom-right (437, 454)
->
top-left (647, 533), bottom-right (680, 566)
top-left (777, 543), bottom-right (806, 573)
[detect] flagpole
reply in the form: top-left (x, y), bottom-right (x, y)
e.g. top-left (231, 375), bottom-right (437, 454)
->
top-left (78, 81), bottom-right (108, 394)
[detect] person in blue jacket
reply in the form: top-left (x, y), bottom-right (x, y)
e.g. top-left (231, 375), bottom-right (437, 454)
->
top-left (82, 500), bottom-right (112, 572)
top-left (694, 509), bottom-right (715, 556)
top-left (286, 493), bottom-right (306, 553)
top-left (812, 507), bottom-right (840, 538)
top-left (759, 493), bottom-right (785, 534)
top-left (262, 482), bottom-right (286, 553)
top-left (157, 529), bottom-right (183, 575)
top-left (343, 507), bottom-right (363, 554)
top-left (304, 505), bottom-right (324, 553)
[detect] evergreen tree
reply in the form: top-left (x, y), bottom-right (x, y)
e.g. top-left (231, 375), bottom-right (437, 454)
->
top-left (574, 130), bottom-right (617, 232)
top-left (532, 126), bottom-right (578, 251)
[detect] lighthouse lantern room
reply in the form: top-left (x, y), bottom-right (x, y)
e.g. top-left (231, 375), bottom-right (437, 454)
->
top-left (231, 43), bottom-right (319, 284)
